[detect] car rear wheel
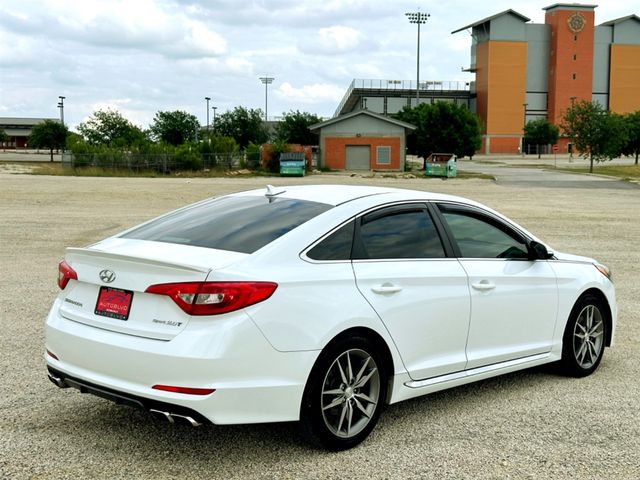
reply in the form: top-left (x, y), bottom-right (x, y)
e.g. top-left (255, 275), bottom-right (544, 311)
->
top-left (300, 335), bottom-right (387, 450)
top-left (560, 294), bottom-right (607, 377)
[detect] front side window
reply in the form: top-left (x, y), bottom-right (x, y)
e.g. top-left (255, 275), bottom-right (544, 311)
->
top-left (355, 207), bottom-right (446, 259)
top-left (438, 205), bottom-right (529, 259)
top-left (122, 196), bottom-right (331, 254)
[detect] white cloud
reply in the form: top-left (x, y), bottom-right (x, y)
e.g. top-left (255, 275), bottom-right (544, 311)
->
top-left (83, 99), bottom-right (150, 128)
top-left (275, 83), bottom-right (345, 104)
top-left (318, 26), bottom-right (362, 51)
top-left (299, 25), bottom-right (372, 55)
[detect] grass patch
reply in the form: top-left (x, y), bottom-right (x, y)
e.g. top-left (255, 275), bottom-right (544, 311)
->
top-left (556, 163), bottom-right (640, 181)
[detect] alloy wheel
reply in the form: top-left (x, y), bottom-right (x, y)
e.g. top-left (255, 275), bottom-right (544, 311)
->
top-left (321, 349), bottom-right (380, 439)
top-left (573, 304), bottom-right (605, 370)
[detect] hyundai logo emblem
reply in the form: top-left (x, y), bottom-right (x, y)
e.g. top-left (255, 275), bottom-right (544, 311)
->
top-left (99, 269), bottom-right (116, 283)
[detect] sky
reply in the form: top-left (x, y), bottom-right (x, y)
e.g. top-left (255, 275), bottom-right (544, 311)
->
top-left (0, 0), bottom-right (634, 130)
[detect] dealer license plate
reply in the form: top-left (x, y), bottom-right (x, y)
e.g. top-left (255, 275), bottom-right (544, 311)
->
top-left (94, 287), bottom-right (133, 321)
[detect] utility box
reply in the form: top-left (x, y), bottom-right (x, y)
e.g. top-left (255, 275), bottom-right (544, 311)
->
top-left (424, 153), bottom-right (457, 178)
top-left (279, 152), bottom-right (306, 176)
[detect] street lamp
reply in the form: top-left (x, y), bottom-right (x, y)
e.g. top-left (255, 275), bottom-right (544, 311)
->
top-left (57, 96), bottom-right (66, 126)
top-left (212, 106), bottom-right (217, 130)
top-left (405, 11), bottom-right (430, 104)
top-left (259, 76), bottom-right (275, 122)
top-left (522, 103), bottom-right (528, 156)
top-left (205, 97), bottom-right (211, 130)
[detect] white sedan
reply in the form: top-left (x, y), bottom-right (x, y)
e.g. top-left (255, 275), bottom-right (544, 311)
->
top-left (45, 185), bottom-right (616, 450)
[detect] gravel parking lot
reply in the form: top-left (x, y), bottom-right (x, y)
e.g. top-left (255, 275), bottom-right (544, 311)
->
top-left (1, 171), bottom-right (639, 479)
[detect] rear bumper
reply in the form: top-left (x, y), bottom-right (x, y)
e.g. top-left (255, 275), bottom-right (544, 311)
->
top-left (45, 306), bottom-right (319, 425)
top-left (47, 366), bottom-right (210, 426)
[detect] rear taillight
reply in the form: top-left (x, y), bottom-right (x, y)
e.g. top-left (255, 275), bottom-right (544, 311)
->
top-left (58, 260), bottom-right (78, 290)
top-left (145, 281), bottom-right (278, 315)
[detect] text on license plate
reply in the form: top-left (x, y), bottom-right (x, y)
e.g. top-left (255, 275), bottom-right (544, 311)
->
top-left (95, 287), bottom-right (133, 321)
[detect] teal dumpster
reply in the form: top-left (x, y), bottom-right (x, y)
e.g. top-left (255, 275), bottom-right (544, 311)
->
top-left (424, 153), bottom-right (457, 178)
top-left (279, 152), bottom-right (306, 177)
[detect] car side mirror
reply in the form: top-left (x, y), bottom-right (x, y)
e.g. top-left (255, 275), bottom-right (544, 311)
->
top-left (530, 241), bottom-right (554, 260)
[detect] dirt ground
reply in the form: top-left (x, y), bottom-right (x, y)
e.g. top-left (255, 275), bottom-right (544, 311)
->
top-left (0, 172), bottom-right (638, 479)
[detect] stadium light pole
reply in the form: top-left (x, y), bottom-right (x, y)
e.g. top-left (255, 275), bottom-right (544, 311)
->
top-left (212, 106), bottom-right (217, 130)
top-left (205, 97), bottom-right (211, 130)
top-left (259, 76), bottom-right (274, 122)
top-left (57, 96), bottom-right (65, 126)
top-left (405, 11), bottom-right (430, 104)
top-left (522, 103), bottom-right (528, 156)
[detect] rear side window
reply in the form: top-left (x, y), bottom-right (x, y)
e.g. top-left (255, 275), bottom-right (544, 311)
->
top-left (122, 196), bottom-right (332, 254)
top-left (307, 221), bottom-right (355, 261)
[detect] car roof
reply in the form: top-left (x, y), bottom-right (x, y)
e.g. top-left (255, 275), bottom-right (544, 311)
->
top-left (230, 184), bottom-right (469, 207)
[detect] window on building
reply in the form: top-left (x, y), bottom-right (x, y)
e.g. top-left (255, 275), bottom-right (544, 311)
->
top-left (572, 73), bottom-right (576, 80)
top-left (573, 54), bottom-right (577, 61)
top-left (376, 146), bottom-right (391, 165)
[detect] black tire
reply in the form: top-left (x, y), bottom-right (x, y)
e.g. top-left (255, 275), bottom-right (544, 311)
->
top-left (300, 334), bottom-right (388, 450)
top-left (560, 294), bottom-right (607, 377)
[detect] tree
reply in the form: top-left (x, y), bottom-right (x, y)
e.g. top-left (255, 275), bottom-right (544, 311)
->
top-left (214, 106), bottom-right (268, 148)
top-left (395, 101), bottom-right (481, 161)
top-left (77, 109), bottom-right (145, 147)
top-left (149, 110), bottom-right (200, 146)
top-left (561, 101), bottom-right (627, 173)
top-left (275, 110), bottom-right (321, 145)
top-left (29, 120), bottom-right (69, 161)
top-left (621, 111), bottom-right (640, 165)
top-left (0, 129), bottom-right (8, 147)
top-left (524, 118), bottom-right (560, 158)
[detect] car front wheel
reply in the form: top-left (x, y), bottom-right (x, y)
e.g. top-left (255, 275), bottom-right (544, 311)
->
top-left (300, 335), bottom-right (387, 450)
top-left (560, 294), bottom-right (607, 377)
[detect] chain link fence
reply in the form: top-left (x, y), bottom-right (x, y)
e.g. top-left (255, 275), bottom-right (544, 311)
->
top-left (61, 152), bottom-right (253, 172)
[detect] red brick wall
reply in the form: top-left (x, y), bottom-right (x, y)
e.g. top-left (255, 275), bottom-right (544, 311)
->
top-left (323, 136), bottom-right (401, 170)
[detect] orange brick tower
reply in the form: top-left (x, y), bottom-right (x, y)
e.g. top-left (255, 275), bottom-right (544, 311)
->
top-left (544, 4), bottom-right (596, 144)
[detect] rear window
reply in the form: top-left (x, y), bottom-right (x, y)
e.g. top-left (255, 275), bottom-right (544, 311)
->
top-left (121, 196), bottom-right (332, 253)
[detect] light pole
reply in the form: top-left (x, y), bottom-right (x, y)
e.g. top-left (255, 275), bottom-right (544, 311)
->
top-left (212, 106), bottom-right (217, 130)
top-left (205, 97), bottom-right (211, 131)
top-left (405, 11), bottom-right (430, 104)
top-left (522, 103), bottom-right (528, 156)
top-left (57, 96), bottom-right (65, 126)
top-left (259, 76), bottom-right (274, 122)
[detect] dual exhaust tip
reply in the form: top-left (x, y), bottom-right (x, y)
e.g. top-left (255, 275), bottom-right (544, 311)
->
top-left (149, 409), bottom-right (202, 427)
top-left (48, 372), bottom-right (201, 427)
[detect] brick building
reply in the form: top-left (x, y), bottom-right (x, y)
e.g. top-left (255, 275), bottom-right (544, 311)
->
top-left (0, 117), bottom-right (60, 149)
top-left (452, 4), bottom-right (640, 154)
top-left (310, 110), bottom-right (415, 171)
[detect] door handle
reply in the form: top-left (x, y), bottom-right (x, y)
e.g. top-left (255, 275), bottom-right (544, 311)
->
top-left (471, 280), bottom-right (496, 291)
top-left (371, 284), bottom-right (402, 294)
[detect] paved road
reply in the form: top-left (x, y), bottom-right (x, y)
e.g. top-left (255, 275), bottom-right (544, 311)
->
top-left (459, 159), bottom-right (638, 190)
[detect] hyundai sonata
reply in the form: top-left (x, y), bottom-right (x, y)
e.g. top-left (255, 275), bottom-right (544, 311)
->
top-left (45, 185), bottom-right (616, 449)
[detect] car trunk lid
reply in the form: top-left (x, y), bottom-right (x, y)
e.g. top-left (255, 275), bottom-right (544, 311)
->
top-left (58, 239), bottom-right (247, 340)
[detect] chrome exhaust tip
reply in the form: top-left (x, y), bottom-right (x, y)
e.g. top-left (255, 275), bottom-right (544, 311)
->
top-left (48, 372), bottom-right (69, 389)
top-left (149, 409), bottom-right (174, 423)
top-left (149, 409), bottom-right (201, 427)
top-left (170, 413), bottom-right (202, 427)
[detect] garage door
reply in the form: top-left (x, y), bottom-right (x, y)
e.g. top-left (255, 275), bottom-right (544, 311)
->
top-left (345, 145), bottom-right (371, 170)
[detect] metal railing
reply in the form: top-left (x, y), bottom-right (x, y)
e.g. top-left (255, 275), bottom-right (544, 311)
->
top-left (335, 78), bottom-right (472, 116)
